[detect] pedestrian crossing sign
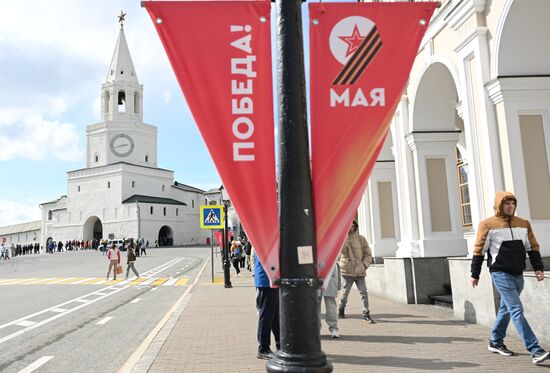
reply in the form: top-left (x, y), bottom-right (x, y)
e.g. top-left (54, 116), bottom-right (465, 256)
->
top-left (199, 205), bottom-right (224, 229)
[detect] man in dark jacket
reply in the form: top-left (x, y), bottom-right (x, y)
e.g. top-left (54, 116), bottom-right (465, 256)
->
top-left (254, 253), bottom-right (280, 360)
top-left (471, 192), bottom-right (548, 365)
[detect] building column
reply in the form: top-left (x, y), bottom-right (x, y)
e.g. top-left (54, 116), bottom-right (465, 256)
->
top-left (404, 131), bottom-right (467, 257)
top-left (487, 77), bottom-right (550, 254)
top-left (392, 96), bottom-right (421, 257)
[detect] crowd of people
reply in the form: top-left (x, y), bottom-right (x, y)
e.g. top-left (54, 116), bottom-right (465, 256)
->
top-left (250, 191), bottom-right (548, 366)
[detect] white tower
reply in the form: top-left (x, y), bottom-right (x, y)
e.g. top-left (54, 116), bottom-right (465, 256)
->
top-left (86, 13), bottom-right (158, 169)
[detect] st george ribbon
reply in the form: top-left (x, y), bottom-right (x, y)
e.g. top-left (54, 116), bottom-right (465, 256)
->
top-left (144, 1), bottom-right (280, 283)
top-left (309, 2), bottom-right (437, 280)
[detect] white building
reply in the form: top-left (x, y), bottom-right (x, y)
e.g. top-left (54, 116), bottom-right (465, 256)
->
top-left (357, 0), bottom-right (550, 308)
top-left (38, 23), bottom-right (215, 247)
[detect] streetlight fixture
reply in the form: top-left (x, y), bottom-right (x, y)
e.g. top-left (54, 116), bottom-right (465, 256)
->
top-left (220, 185), bottom-right (232, 288)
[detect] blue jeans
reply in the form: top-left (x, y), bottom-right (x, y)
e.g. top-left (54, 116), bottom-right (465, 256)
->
top-left (491, 272), bottom-right (541, 356)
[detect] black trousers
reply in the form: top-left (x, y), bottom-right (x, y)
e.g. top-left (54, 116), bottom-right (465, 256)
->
top-left (256, 287), bottom-right (280, 352)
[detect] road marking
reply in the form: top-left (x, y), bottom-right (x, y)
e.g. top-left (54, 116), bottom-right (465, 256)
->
top-left (0, 285), bottom-right (129, 345)
top-left (129, 278), bottom-right (147, 286)
top-left (15, 320), bottom-right (36, 327)
top-left (75, 299), bottom-right (89, 303)
top-left (149, 288), bottom-right (157, 292)
top-left (140, 278), bottom-right (156, 286)
top-left (0, 278), bottom-right (16, 284)
top-left (47, 278), bottom-right (77, 285)
top-left (0, 278), bottom-right (37, 285)
top-left (152, 278), bottom-right (168, 286)
top-left (50, 308), bottom-right (67, 313)
top-left (54, 277), bottom-right (85, 284)
top-left (175, 278), bottom-right (189, 286)
top-left (24, 278), bottom-right (57, 285)
top-left (81, 278), bottom-right (107, 285)
top-left (18, 356), bottom-right (54, 373)
top-left (70, 277), bottom-right (96, 284)
top-left (96, 317), bottom-right (113, 325)
top-left (130, 298), bottom-right (141, 304)
top-left (105, 279), bottom-right (124, 285)
top-left (163, 278), bottom-right (178, 286)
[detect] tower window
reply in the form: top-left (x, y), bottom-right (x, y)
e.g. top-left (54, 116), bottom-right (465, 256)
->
top-left (132, 181), bottom-right (135, 188)
top-left (95, 155), bottom-right (99, 163)
top-left (78, 186), bottom-right (81, 192)
top-left (192, 200), bottom-right (194, 208)
top-left (145, 155), bottom-right (149, 162)
top-left (48, 210), bottom-right (53, 221)
top-left (118, 90), bottom-right (126, 112)
top-left (162, 185), bottom-right (165, 192)
top-left (150, 206), bottom-right (154, 215)
top-left (176, 208), bottom-right (179, 216)
top-left (107, 181), bottom-right (111, 189)
top-left (163, 207), bottom-right (166, 216)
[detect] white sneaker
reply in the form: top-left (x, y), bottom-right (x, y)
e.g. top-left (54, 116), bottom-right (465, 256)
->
top-left (330, 330), bottom-right (340, 339)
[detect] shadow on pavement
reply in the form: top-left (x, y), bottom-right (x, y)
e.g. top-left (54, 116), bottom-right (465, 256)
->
top-left (326, 334), bottom-right (481, 344)
top-left (327, 354), bottom-right (480, 370)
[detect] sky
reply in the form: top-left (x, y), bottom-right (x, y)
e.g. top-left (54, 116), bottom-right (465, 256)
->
top-left (0, 1), bottom-right (342, 227)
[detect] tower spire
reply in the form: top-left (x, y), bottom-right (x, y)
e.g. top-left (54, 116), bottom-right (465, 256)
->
top-left (106, 11), bottom-right (138, 83)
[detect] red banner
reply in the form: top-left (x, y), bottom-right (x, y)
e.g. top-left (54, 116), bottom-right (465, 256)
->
top-left (145, 1), bottom-right (280, 283)
top-left (214, 231), bottom-right (223, 248)
top-left (309, 2), bottom-right (436, 280)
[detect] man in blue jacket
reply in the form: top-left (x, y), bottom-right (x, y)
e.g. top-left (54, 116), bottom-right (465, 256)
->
top-left (254, 252), bottom-right (280, 359)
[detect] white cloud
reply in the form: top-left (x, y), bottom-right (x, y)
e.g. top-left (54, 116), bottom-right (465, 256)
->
top-left (0, 113), bottom-right (82, 161)
top-left (163, 90), bottom-right (172, 103)
top-left (0, 199), bottom-right (41, 227)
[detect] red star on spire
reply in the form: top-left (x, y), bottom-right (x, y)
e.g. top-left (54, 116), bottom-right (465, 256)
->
top-left (339, 24), bottom-right (366, 58)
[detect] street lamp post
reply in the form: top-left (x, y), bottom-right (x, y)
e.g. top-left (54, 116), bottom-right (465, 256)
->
top-left (220, 186), bottom-right (232, 288)
top-left (267, 0), bottom-right (332, 372)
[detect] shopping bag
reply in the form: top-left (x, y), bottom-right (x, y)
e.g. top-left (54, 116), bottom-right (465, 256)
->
top-left (116, 264), bottom-right (123, 274)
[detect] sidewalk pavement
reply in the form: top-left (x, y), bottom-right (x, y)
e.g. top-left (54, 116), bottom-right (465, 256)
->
top-left (129, 255), bottom-right (550, 372)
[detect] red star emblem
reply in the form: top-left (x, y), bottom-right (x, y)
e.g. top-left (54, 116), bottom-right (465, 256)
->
top-left (339, 24), bottom-right (365, 58)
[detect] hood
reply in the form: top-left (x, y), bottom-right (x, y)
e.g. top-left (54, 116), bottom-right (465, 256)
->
top-left (494, 191), bottom-right (517, 218)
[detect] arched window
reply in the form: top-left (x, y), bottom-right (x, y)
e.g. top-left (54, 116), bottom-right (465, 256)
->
top-left (457, 148), bottom-right (472, 227)
top-left (145, 155), bottom-right (149, 162)
top-left (132, 181), bottom-right (135, 188)
top-left (176, 208), bottom-right (179, 216)
top-left (107, 181), bottom-right (111, 188)
top-left (162, 185), bottom-right (165, 192)
top-left (150, 206), bottom-right (154, 215)
top-left (95, 154), bottom-right (99, 163)
top-left (192, 200), bottom-right (194, 208)
top-left (48, 210), bottom-right (53, 221)
top-left (78, 185), bottom-right (81, 192)
top-left (118, 90), bottom-right (126, 112)
top-left (163, 207), bottom-right (166, 216)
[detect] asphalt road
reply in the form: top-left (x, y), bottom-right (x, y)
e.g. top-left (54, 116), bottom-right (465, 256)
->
top-left (0, 246), bottom-right (211, 373)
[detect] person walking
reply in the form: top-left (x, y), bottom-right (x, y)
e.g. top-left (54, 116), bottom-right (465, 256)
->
top-left (319, 263), bottom-right (341, 338)
top-left (338, 220), bottom-right (374, 323)
top-left (230, 239), bottom-right (242, 276)
top-left (140, 239), bottom-right (146, 256)
top-left (471, 191), bottom-right (548, 365)
top-left (106, 243), bottom-right (121, 281)
top-left (254, 252), bottom-right (280, 359)
top-left (125, 243), bottom-right (140, 279)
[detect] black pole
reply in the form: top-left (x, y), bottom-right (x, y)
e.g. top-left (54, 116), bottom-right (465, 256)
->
top-left (222, 201), bottom-right (232, 288)
top-left (267, 1), bottom-right (332, 372)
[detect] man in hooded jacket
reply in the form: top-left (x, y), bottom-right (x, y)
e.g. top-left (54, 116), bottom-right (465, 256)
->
top-left (338, 220), bottom-right (374, 323)
top-left (471, 191), bottom-right (548, 365)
